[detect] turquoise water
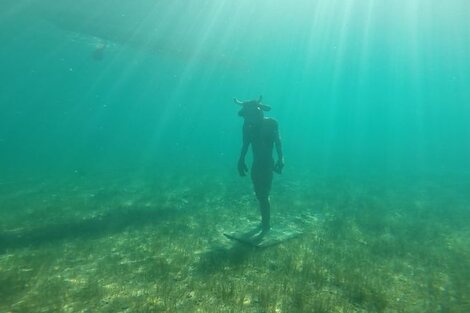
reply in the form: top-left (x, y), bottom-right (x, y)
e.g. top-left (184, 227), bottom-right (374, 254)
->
top-left (1, 1), bottom-right (470, 312)
top-left (2, 0), bottom-right (469, 179)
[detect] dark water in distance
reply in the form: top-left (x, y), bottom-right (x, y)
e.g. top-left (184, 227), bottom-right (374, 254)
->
top-left (1, 0), bottom-right (470, 180)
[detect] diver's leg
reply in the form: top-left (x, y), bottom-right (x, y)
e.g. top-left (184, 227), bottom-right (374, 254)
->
top-left (252, 164), bottom-right (273, 233)
top-left (257, 195), bottom-right (271, 232)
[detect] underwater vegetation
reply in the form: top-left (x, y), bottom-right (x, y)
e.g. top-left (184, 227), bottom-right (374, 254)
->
top-left (1, 172), bottom-right (469, 312)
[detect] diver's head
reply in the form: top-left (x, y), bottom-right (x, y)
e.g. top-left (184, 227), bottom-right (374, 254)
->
top-left (234, 96), bottom-right (271, 124)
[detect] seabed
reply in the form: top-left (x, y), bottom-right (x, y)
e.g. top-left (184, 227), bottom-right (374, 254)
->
top-left (0, 172), bottom-right (469, 312)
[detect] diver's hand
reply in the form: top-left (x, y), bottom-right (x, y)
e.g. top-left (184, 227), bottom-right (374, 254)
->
top-left (273, 158), bottom-right (285, 174)
top-left (238, 159), bottom-right (248, 176)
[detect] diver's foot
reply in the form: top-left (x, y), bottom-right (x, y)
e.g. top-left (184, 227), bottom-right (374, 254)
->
top-left (251, 225), bottom-right (270, 239)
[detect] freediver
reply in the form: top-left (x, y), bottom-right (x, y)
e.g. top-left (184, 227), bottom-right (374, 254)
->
top-left (92, 40), bottom-right (108, 61)
top-left (234, 96), bottom-right (284, 235)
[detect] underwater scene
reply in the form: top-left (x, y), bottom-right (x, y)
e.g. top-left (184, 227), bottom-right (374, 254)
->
top-left (1, 0), bottom-right (470, 312)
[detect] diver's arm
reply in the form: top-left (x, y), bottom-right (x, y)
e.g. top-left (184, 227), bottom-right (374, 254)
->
top-left (238, 128), bottom-right (250, 176)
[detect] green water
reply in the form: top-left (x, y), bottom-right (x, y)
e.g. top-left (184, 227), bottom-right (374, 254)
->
top-left (1, 1), bottom-right (469, 312)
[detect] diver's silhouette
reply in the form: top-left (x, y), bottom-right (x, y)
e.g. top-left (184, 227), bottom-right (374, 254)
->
top-left (234, 96), bottom-right (284, 233)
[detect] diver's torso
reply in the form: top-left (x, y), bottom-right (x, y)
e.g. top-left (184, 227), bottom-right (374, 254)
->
top-left (246, 118), bottom-right (276, 166)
